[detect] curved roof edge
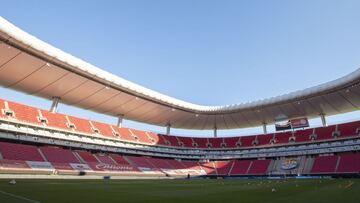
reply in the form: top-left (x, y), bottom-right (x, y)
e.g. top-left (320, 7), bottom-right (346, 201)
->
top-left (0, 16), bottom-right (359, 115)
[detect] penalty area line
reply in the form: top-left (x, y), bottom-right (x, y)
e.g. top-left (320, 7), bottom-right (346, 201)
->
top-left (0, 190), bottom-right (41, 203)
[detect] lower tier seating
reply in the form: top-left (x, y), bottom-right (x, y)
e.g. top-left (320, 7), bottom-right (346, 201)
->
top-left (0, 141), bottom-right (359, 176)
top-left (310, 155), bottom-right (338, 174)
top-left (0, 142), bottom-right (44, 162)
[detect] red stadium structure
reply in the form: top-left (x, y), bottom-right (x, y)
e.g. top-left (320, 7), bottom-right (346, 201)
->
top-left (0, 17), bottom-right (359, 178)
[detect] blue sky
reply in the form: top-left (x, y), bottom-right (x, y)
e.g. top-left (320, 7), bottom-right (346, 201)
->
top-left (1, 0), bottom-right (360, 136)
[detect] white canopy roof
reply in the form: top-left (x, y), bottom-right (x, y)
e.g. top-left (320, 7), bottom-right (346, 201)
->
top-left (0, 16), bottom-right (360, 129)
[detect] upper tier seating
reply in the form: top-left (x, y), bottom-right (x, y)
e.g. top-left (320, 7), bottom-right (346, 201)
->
top-left (314, 125), bottom-right (336, 141)
top-left (7, 101), bottom-right (41, 124)
top-left (117, 128), bottom-right (137, 142)
top-left (39, 110), bottom-right (69, 130)
top-left (162, 134), bottom-right (182, 147)
top-left (240, 136), bottom-right (256, 147)
top-left (208, 138), bottom-right (223, 148)
top-left (1, 98), bottom-right (360, 151)
top-left (274, 132), bottom-right (292, 144)
top-left (310, 155), bottom-right (338, 174)
top-left (192, 137), bottom-right (209, 148)
top-left (294, 129), bottom-right (313, 143)
top-left (257, 134), bottom-right (274, 146)
top-left (177, 136), bottom-right (194, 148)
top-left (91, 121), bottom-right (116, 138)
top-left (40, 146), bottom-right (79, 163)
top-left (67, 115), bottom-right (93, 134)
top-left (0, 99), bottom-right (6, 119)
top-left (0, 142), bottom-right (44, 161)
top-left (148, 133), bottom-right (168, 146)
top-left (338, 121), bottom-right (360, 138)
top-left (129, 129), bottom-right (153, 144)
top-left (224, 137), bottom-right (240, 148)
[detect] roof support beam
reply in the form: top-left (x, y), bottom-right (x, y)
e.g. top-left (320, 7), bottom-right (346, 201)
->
top-left (320, 114), bottom-right (327, 127)
top-left (50, 97), bottom-right (60, 113)
top-left (117, 114), bottom-right (124, 128)
top-left (262, 123), bottom-right (267, 134)
top-left (166, 123), bottom-right (171, 135)
top-left (213, 126), bottom-right (218, 138)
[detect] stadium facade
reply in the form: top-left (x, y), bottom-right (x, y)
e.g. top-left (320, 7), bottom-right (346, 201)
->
top-left (0, 17), bottom-right (359, 178)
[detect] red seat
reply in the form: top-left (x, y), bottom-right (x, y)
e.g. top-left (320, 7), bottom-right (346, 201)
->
top-left (177, 136), bottom-right (194, 148)
top-left (314, 125), bottom-right (336, 141)
top-left (224, 137), bottom-right (240, 148)
top-left (240, 135), bottom-right (256, 147)
top-left (67, 116), bottom-right (93, 134)
top-left (310, 155), bottom-right (338, 174)
top-left (40, 110), bottom-right (69, 130)
top-left (229, 160), bottom-right (251, 175)
top-left (129, 129), bottom-right (153, 144)
top-left (257, 134), bottom-right (274, 146)
top-left (0, 142), bottom-right (44, 162)
top-left (294, 129), bottom-right (313, 143)
top-left (247, 159), bottom-right (270, 175)
top-left (200, 162), bottom-right (217, 175)
top-left (192, 137), bottom-right (209, 148)
top-left (338, 121), bottom-right (360, 138)
top-left (274, 132), bottom-right (292, 144)
top-left (95, 153), bottom-right (116, 165)
top-left (40, 146), bottom-right (79, 163)
top-left (76, 151), bottom-right (98, 163)
top-left (162, 135), bottom-right (182, 147)
top-left (109, 154), bottom-right (130, 165)
top-left (91, 121), bottom-right (116, 138)
top-left (214, 161), bottom-right (233, 175)
top-left (336, 153), bottom-right (360, 173)
top-left (7, 101), bottom-right (40, 124)
top-left (208, 138), bottom-right (223, 148)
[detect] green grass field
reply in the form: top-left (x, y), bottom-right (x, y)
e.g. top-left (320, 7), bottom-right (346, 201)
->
top-left (0, 178), bottom-right (359, 203)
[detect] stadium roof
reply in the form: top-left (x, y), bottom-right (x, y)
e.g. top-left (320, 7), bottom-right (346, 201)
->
top-left (0, 16), bottom-right (360, 130)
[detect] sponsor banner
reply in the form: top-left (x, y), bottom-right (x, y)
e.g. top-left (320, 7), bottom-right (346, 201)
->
top-left (290, 117), bottom-right (309, 129)
top-left (52, 162), bottom-right (73, 170)
top-left (0, 159), bottom-right (29, 169)
top-left (26, 161), bottom-right (54, 170)
top-left (281, 158), bottom-right (299, 170)
top-left (88, 163), bottom-right (135, 172)
top-left (70, 163), bottom-right (92, 171)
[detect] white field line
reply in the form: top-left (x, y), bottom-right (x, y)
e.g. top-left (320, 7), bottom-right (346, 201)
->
top-left (0, 190), bottom-right (41, 203)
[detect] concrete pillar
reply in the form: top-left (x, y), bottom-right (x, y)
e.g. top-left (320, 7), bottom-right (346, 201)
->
top-left (117, 114), bottom-right (124, 128)
top-left (214, 126), bottom-right (218, 138)
top-left (166, 123), bottom-right (171, 135)
top-left (50, 97), bottom-right (60, 113)
top-left (320, 114), bottom-right (327, 127)
top-left (262, 123), bottom-right (267, 134)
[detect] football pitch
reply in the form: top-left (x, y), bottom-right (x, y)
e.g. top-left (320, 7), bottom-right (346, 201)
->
top-left (0, 178), bottom-right (359, 203)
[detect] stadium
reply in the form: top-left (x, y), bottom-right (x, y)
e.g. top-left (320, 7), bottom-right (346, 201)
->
top-left (0, 1), bottom-right (360, 203)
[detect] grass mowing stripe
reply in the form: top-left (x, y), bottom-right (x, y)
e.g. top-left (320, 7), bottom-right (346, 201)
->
top-left (0, 190), bottom-right (41, 203)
